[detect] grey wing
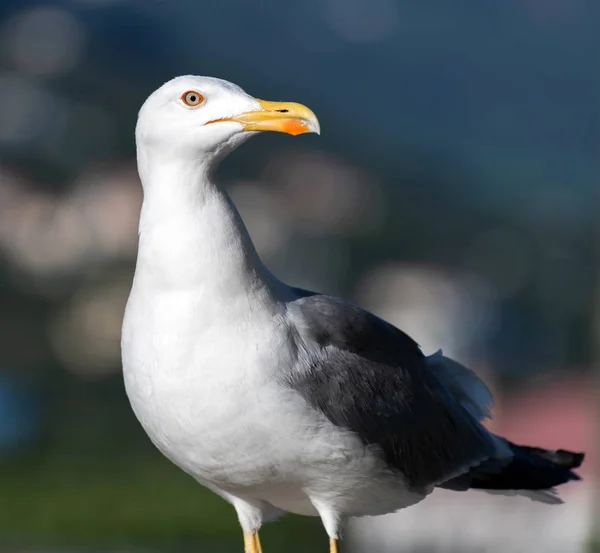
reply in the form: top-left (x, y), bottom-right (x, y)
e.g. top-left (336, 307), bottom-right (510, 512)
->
top-left (285, 292), bottom-right (498, 491)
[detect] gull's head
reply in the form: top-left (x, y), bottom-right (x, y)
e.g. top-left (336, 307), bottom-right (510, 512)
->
top-left (136, 75), bottom-right (320, 162)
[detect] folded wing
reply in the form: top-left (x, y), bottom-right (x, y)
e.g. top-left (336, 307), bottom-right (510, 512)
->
top-left (285, 292), bottom-right (499, 490)
top-left (285, 291), bottom-right (584, 498)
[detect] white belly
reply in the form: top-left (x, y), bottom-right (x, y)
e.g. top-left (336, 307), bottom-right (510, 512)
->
top-left (122, 288), bottom-right (296, 488)
top-left (122, 287), bottom-right (427, 518)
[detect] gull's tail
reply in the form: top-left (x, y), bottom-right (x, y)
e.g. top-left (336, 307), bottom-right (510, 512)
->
top-left (429, 352), bottom-right (584, 503)
top-left (442, 440), bottom-right (584, 503)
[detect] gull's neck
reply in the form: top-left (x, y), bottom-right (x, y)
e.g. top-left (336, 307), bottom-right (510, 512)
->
top-left (135, 148), bottom-right (278, 303)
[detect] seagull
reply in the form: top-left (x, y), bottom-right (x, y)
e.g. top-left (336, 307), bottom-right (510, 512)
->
top-left (121, 75), bottom-right (584, 553)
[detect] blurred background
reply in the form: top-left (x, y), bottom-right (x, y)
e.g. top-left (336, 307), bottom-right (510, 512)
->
top-left (0, 0), bottom-right (598, 551)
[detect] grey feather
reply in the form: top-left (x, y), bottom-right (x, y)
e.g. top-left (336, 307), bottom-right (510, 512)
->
top-left (426, 350), bottom-right (493, 422)
top-left (285, 292), bottom-right (498, 491)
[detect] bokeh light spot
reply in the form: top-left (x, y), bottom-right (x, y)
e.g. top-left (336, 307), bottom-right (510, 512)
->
top-left (2, 7), bottom-right (86, 76)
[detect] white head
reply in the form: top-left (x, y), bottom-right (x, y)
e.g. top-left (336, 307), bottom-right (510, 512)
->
top-left (136, 75), bottom-right (320, 166)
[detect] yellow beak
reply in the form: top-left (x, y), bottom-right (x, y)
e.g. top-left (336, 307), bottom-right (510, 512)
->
top-left (228, 99), bottom-right (320, 136)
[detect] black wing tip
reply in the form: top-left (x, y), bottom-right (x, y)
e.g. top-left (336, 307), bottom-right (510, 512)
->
top-left (460, 443), bottom-right (585, 492)
top-left (519, 445), bottom-right (585, 470)
top-left (556, 449), bottom-right (585, 470)
top-left (519, 444), bottom-right (585, 487)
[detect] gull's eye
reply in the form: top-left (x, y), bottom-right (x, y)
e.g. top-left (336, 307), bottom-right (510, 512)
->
top-left (181, 90), bottom-right (204, 107)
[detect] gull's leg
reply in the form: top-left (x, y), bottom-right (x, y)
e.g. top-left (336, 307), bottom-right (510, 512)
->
top-left (310, 498), bottom-right (344, 553)
top-left (243, 531), bottom-right (261, 553)
top-left (228, 495), bottom-right (265, 553)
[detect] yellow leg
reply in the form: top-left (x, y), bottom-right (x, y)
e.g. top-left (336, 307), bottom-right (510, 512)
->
top-left (330, 537), bottom-right (339, 553)
top-left (244, 531), bottom-right (261, 553)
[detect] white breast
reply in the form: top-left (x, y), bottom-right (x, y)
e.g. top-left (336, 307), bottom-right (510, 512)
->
top-left (122, 284), bottom-right (294, 486)
top-left (122, 282), bottom-right (429, 518)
